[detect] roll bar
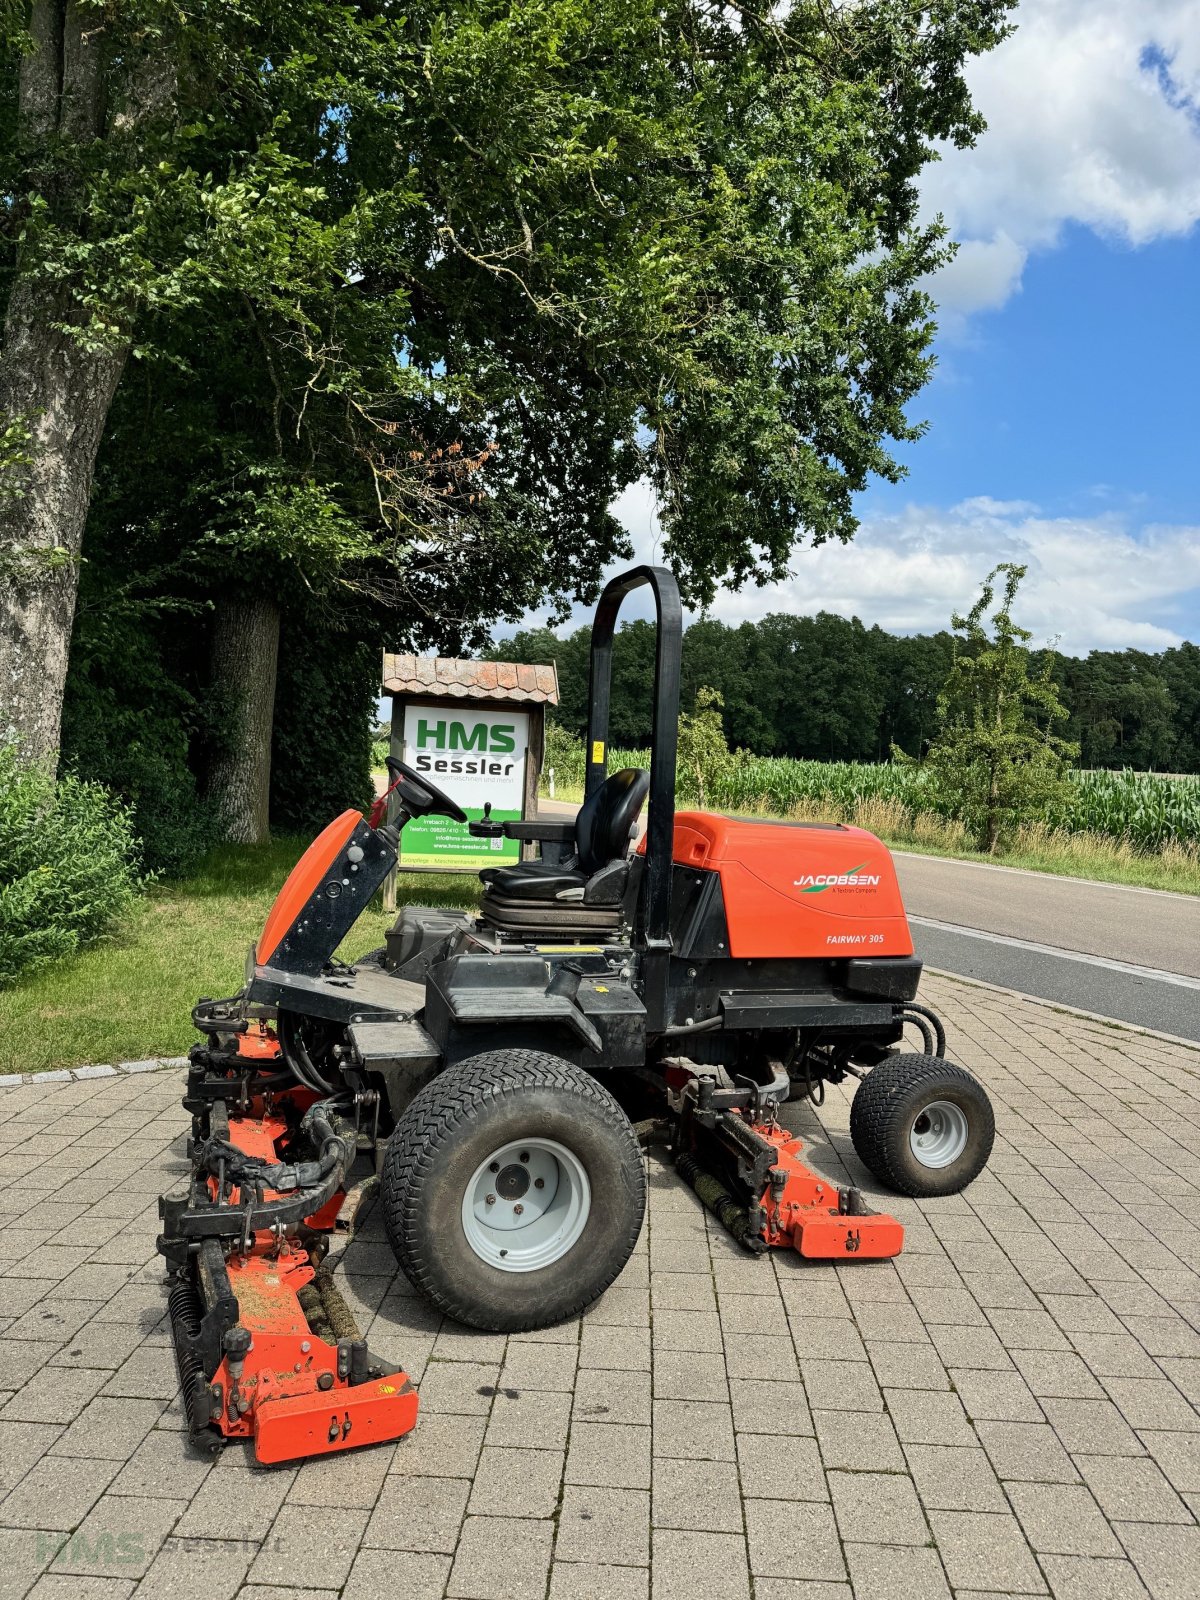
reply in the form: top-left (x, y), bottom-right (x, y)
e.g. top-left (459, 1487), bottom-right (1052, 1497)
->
top-left (585, 565), bottom-right (682, 1026)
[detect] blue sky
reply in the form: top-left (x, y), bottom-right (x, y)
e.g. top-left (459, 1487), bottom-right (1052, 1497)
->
top-left (515, 1), bottom-right (1200, 658)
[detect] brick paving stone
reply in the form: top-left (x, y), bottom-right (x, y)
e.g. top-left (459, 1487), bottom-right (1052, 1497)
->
top-left (467, 1445), bottom-right (564, 1518)
top-left (1101, 1377), bottom-right (1200, 1432)
top-left (867, 1342), bottom-right (951, 1391)
top-left (653, 1350), bottom-right (728, 1404)
top-left (948, 1366), bottom-right (1044, 1423)
top-left (343, 1548), bottom-right (449, 1600)
top-left (650, 1529), bottom-right (750, 1600)
top-left (133, 1535), bottom-right (253, 1600)
top-left (361, 1473), bottom-right (468, 1552)
top-left (649, 1311), bottom-right (722, 1353)
top-left (1037, 1554), bottom-right (1153, 1600)
top-left (1040, 1396), bottom-right (1145, 1455)
top-left (652, 1400), bottom-right (735, 1462)
top-left (0, 1456), bottom-right (120, 1530)
top-left (548, 1560), bottom-right (648, 1600)
top-left (0, 1420), bottom-right (64, 1493)
top-left (736, 1432), bottom-right (826, 1499)
top-left (844, 1543), bottom-right (952, 1600)
top-left (1008, 1480), bottom-right (1124, 1556)
top-left (1076, 1454), bottom-right (1192, 1524)
top-left (173, 1463), bottom-right (296, 1544)
top-left (651, 1458), bottom-right (742, 1533)
top-left (50, 1397), bottom-right (165, 1461)
top-left (566, 1422), bottom-right (651, 1490)
top-left (1114, 1523), bottom-right (1200, 1600)
top-left (885, 1388), bottom-right (977, 1447)
top-left (246, 1505), bottom-right (368, 1588)
top-left (1139, 1429), bottom-right (1200, 1493)
top-left (744, 1498), bottom-right (844, 1583)
top-left (904, 1443), bottom-right (1007, 1511)
top-left (926, 1508), bottom-right (1047, 1594)
top-left (49, 1492), bottom-right (186, 1580)
top-left (812, 1408), bottom-right (905, 1472)
top-left (448, 1515), bottom-right (554, 1600)
top-left (829, 1470), bottom-right (929, 1545)
top-left (976, 1418), bottom-right (1081, 1482)
top-left (572, 1367), bottom-right (651, 1427)
top-left (555, 1486), bottom-right (649, 1566)
top-left (800, 1359), bottom-right (883, 1412)
top-left (728, 1378), bottom-right (811, 1437)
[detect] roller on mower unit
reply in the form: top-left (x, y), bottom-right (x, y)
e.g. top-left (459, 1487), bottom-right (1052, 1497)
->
top-left (159, 564), bottom-right (995, 1464)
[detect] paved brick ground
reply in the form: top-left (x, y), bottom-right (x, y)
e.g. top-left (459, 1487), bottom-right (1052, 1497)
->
top-left (1, 971), bottom-right (1199, 1599)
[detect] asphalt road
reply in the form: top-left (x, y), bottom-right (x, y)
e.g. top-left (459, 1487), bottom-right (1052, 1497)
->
top-left (541, 799), bottom-right (1200, 1040)
top-left (894, 853), bottom-right (1200, 1043)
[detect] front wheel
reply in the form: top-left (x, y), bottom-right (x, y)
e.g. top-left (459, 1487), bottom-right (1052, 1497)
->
top-left (380, 1049), bottom-right (646, 1331)
top-left (849, 1053), bottom-right (995, 1198)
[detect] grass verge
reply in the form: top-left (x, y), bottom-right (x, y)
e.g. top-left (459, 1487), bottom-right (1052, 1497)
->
top-left (0, 837), bottom-right (478, 1075)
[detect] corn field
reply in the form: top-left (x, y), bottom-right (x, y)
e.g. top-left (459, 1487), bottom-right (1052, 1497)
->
top-left (544, 735), bottom-right (1200, 852)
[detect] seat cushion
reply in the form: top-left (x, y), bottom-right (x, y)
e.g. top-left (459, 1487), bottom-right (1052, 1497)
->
top-left (482, 864), bottom-right (589, 901)
top-left (479, 857), bottom-right (571, 888)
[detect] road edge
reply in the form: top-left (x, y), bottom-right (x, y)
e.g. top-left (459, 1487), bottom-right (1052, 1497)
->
top-left (928, 966), bottom-right (1200, 1056)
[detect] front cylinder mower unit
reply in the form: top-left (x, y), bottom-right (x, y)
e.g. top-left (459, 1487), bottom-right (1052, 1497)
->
top-left (157, 1024), bottom-right (417, 1465)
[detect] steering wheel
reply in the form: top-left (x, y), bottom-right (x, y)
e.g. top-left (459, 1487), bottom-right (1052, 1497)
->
top-left (384, 757), bottom-right (468, 824)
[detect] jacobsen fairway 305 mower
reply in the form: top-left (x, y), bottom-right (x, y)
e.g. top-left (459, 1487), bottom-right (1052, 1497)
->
top-left (160, 565), bottom-right (995, 1464)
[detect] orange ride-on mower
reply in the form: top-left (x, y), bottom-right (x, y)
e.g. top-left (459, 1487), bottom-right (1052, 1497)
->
top-left (159, 564), bottom-right (995, 1464)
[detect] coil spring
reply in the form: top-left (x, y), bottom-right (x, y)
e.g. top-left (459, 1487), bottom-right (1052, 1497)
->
top-left (167, 1275), bottom-right (213, 1438)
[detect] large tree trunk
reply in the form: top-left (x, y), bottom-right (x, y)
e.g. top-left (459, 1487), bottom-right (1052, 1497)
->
top-left (0, 280), bottom-right (127, 761)
top-left (206, 596), bottom-right (281, 845)
top-left (0, 3), bottom-right (172, 763)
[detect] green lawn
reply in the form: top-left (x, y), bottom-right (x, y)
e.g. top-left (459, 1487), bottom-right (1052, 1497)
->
top-left (0, 838), bottom-right (478, 1075)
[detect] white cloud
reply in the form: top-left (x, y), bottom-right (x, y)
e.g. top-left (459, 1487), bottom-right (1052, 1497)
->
top-left (509, 488), bottom-right (1200, 654)
top-left (704, 501), bottom-right (1200, 654)
top-left (925, 0), bottom-right (1200, 314)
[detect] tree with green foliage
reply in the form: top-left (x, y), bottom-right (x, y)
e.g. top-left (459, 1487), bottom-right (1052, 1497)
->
top-left (920, 565), bottom-right (1077, 852)
top-left (677, 686), bottom-right (734, 807)
top-left (3, 0), bottom-right (1013, 842)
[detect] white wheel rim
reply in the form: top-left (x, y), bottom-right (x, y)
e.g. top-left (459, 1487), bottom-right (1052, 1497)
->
top-left (909, 1100), bottom-right (969, 1169)
top-left (461, 1138), bottom-right (591, 1273)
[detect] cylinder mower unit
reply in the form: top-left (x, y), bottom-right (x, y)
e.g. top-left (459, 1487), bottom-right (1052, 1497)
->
top-left (160, 563), bottom-right (997, 1466)
top-left (157, 1018), bottom-right (417, 1465)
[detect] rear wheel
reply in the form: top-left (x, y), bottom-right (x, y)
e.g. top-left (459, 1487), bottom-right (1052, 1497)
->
top-left (849, 1053), bottom-right (994, 1198)
top-left (380, 1049), bottom-right (645, 1331)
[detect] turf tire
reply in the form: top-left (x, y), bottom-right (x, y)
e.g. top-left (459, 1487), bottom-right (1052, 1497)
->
top-left (849, 1052), bottom-right (994, 1198)
top-left (380, 1049), bottom-right (646, 1331)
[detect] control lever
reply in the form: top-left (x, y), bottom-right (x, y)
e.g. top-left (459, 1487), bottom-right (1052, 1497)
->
top-left (468, 801), bottom-right (506, 839)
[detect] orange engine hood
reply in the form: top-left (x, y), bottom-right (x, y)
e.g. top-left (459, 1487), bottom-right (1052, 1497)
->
top-left (649, 811), bottom-right (913, 960)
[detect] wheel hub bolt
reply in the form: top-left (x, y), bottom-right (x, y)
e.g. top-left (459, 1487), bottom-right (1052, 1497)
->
top-left (519, 1152), bottom-right (529, 1163)
top-left (485, 1194), bottom-right (495, 1205)
top-left (513, 1204), bottom-right (524, 1215)
top-left (534, 1177), bottom-right (544, 1189)
top-left (488, 1162), bottom-right (499, 1173)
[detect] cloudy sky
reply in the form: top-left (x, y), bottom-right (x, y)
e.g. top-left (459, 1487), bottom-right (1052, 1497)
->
top-left (519, 0), bottom-right (1200, 657)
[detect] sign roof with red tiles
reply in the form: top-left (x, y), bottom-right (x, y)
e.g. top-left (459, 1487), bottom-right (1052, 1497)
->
top-left (381, 654), bottom-right (559, 704)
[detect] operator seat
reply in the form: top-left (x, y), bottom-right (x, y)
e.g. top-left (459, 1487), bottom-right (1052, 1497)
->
top-left (478, 768), bottom-right (650, 936)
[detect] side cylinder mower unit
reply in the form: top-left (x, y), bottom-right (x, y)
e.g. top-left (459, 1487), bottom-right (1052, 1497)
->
top-left (157, 1020), bottom-right (417, 1465)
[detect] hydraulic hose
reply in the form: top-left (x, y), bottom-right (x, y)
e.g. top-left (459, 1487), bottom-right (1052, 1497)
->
top-left (900, 1002), bottom-right (946, 1057)
top-left (278, 1010), bottom-right (334, 1094)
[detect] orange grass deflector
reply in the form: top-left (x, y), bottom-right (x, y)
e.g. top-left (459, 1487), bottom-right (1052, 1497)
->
top-left (257, 810), bottom-right (362, 965)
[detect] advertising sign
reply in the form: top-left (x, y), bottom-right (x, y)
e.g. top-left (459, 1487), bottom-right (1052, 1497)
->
top-left (397, 704), bottom-right (530, 869)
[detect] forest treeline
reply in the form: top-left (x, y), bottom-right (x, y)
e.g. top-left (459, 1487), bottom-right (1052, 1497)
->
top-left (490, 614), bottom-right (1200, 772)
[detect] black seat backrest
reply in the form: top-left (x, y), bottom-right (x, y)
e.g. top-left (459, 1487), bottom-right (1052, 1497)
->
top-left (575, 768), bottom-right (651, 874)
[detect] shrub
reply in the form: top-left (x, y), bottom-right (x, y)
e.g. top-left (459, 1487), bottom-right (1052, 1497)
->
top-left (0, 747), bottom-right (143, 984)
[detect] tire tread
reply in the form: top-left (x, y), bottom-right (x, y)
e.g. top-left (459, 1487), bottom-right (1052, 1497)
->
top-left (381, 1049), bottom-right (644, 1331)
